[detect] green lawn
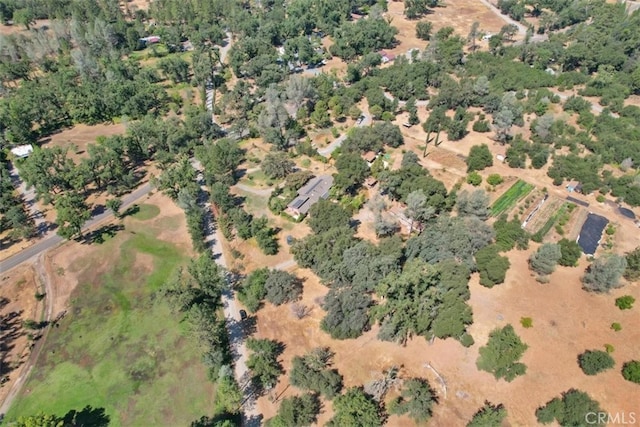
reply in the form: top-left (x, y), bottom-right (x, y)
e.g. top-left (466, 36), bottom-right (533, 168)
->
top-left (6, 217), bottom-right (215, 426)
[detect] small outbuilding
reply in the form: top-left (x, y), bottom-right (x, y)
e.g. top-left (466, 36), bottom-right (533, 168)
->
top-left (566, 181), bottom-right (583, 193)
top-left (10, 144), bottom-right (33, 158)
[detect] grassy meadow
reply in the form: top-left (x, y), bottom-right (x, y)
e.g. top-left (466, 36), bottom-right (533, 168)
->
top-left (6, 204), bottom-right (215, 426)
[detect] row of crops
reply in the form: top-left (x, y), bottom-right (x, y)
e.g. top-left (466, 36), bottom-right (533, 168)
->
top-left (490, 180), bottom-right (535, 217)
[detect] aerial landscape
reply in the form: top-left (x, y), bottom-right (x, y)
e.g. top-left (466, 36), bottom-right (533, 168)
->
top-left (0, 0), bottom-right (639, 426)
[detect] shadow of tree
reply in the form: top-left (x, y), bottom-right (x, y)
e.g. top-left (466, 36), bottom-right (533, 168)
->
top-left (62, 405), bottom-right (110, 427)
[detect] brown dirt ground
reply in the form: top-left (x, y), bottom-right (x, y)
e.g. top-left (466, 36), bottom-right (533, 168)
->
top-left (252, 253), bottom-right (640, 426)
top-left (41, 123), bottom-right (127, 163)
top-left (0, 265), bottom-right (43, 407)
top-left (385, 0), bottom-right (512, 58)
top-left (0, 20), bottom-right (51, 36)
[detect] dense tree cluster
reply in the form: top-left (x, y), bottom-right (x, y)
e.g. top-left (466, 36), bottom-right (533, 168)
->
top-left (467, 402), bottom-right (507, 427)
top-left (246, 338), bottom-right (284, 391)
top-left (578, 350), bottom-right (615, 376)
top-left (536, 389), bottom-right (604, 426)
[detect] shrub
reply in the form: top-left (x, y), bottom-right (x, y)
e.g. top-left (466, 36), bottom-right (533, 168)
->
top-left (486, 174), bottom-right (504, 186)
top-left (237, 268), bottom-right (269, 312)
top-left (520, 317), bottom-right (533, 328)
top-left (476, 245), bottom-right (510, 288)
top-left (622, 360), bottom-right (640, 384)
top-left (466, 144), bottom-right (493, 172)
top-left (596, 194), bottom-right (605, 203)
top-left (615, 295), bottom-right (635, 310)
top-left (582, 255), bottom-right (627, 293)
top-left (467, 171), bottom-right (482, 186)
top-left (558, 238), bottom-right (581, 267)
top-left (624, 246), bottom-right (640, 281)
top-left (578, 350), bottom-right (615, 375)
top-left (611, 322), bottom-right (622, 332)
top-left (604, 344), bottom-right (614, 353)
top-left (416, 21), bottom-right (432, 40)
top-left (529, 243), bottom-right (562, 275)
top-left (460, 333), bottom-right (475, 348)
top-left (472, 120), bottom-right (491, 133)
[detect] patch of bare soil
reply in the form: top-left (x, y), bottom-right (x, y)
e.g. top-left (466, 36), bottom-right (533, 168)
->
top-left (0, 20), bottom-right (51, 36)
top-left (251, 247), bottom-right (640, 426)
top-left (0, 266), bottom-right (42, 407)
top-left (41, 123), bottom-right (127, 163)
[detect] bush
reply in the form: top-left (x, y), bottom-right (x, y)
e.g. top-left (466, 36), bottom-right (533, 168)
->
top-left (604, 344), bottom-right (614, 353)
top-left (520, 317), bottom-right (533, 328)
top-left (529, 243), bottom-right (561, 275)
top-left (486, 174), bottom-right (504, 186)
top-left (624, 246), bottom-right (640, 281)
top-left (615, 295), bottom-right (635, 310)
top-left (266, 393), bottom-right (320, 427)
top-left (476, 245), bottom-right (510, 288)
top-left (578, 350), bottom-right (615, 375)
top-left (416, 21), bottom-right (432, 40)
top-left (622, 360), bottom-right (640, 384)
top-left (582, 255), bottom-right (627, 293)
top-left (460, 333), bottom-right (475, 348)
top-left (472, 120), bottom-right (491, 133)
top-left (467, 171), bottom-right (482, 186)
top-left (558, 238), bottom-right (581, 267)
top-left (611, 322), bottom-right (622, 332)
top-left (466, 144), bottom-right (493, 172)
top-left (476, 325), bottom-right (528, 382)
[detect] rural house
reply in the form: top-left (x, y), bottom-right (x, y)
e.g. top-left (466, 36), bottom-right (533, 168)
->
top-left (362, 151), bottom-right (378, 167)
top-left (285, 175), bottom-right (334, 219)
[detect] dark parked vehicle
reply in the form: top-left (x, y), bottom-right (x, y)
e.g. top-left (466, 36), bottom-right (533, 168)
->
top-left (286, 235), bottom-right (294, 245)
top-left (239, 309), bottom-right (248, 321)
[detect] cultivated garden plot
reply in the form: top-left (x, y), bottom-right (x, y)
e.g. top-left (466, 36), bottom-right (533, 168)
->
top-left (490, 180), bottom-right (535, 218)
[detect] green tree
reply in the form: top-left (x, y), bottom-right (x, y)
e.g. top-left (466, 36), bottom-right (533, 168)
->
top-left (529, 243), bottom-right (562, 275)
top-left (456, 190), bottom-right (490, 220)
top-left (307, 199), bottom-right (352, 233)
top-left (467, 402), bottom-right (507, 427)
top-left (615, 295), bottom-right (635, 310)
top-left (321, 286), bottom-right (372, 340)
top-left (334, 153), bottom-right (370, 194)
top-left (266, 394), bottom-right (321, 427)
top-left (327, 388), bottom-right (382, 427)
top-left (622, 360), bottom-right (640, 384)
top-left (311, 100), bottom-right (332, 128)
top-left (246, 338), bottom-right (283, 390)
top-left (55, 191), bottom-right (91, 240)
top-left (416, 21), bottom-right (433, 40)
top-left (536, 389), bottom-right (604, 426)
top-left (477, 325), bottom-right (528, 381)
top-left (106, 198), bottom-right (123, 219)
top-left (466, 172), bottom-right (482, 186)
top-left (582, 254), bottom-right (627, 293)
top-left (238, 268), bottom-right (269, 312)
top-left (558, 238), bottom-right (582, 267)
top-left (264, 270), bottom-right (302, 306)
top-left (389, 378), bottom-right (437, 423)
top-left (214, 366), bottom-right (243, 415)
top-left (13, 8), bottom-right (35, 30)
top-left (289, 348), bottom-right (344, 399)
top-left (624, 246), bottom-right (640, 281)
top-left (486, 174), bottom-right (504, 186)
top-left (476, 245), bottom-right (510, 288)
top-left (466, 144), bottom-right (493, 172)
top-left (262, 152), bottom-right (295, 179)
top-left (578, 350), bottom-right (615, 375)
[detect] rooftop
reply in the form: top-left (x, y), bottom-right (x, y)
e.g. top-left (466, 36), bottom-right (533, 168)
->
top-left (287, 175), bottom-right (333, 216)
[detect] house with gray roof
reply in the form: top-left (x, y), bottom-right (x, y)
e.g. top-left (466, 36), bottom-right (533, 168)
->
top-left (285, 175), bottom-right (333, 219)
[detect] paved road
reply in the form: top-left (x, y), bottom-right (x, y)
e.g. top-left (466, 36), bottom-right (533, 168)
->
top-left (318, 112), bottom-right (372, 157)
top-left (0, 183), bottom-right (152, 273)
